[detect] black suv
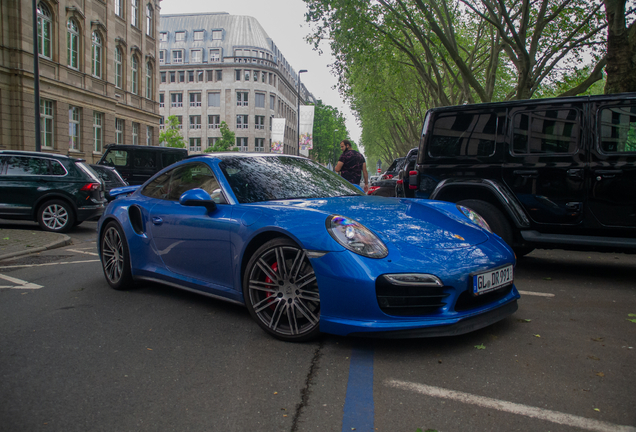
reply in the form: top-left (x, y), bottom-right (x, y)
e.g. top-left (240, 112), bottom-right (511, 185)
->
top-left (409, 93), bottom-right (636, 255)
top-left (98, 144), bottom-right (188, 185)
top-left (0, 151), bottom-right (106, 232)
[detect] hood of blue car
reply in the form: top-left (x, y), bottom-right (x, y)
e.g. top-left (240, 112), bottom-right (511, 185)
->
top-left (257, 196), bottom-right (489, 250)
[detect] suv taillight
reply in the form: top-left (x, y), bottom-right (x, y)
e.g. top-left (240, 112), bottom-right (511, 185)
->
top-left (80, 182), bottom-right (101, 191)
top-left (409, 171), bottom-right (419, 189)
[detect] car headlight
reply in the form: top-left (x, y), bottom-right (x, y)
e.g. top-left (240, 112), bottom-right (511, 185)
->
top-left (457, 205), bottom-right (492, 232)
top-left (327, 215), bottom-right (388, 258)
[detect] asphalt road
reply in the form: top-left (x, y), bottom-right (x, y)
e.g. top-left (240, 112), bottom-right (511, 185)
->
top-left (1, 224), bottom-right (635, 432)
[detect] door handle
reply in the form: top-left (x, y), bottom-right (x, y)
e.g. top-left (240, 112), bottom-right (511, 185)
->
top-left (513, 170), bottom-right (538, 178)
top-left (595, 169), bottom-right (622, 180)
top-left (152, 217), bottom-right (163, 225)
top-left (567, 169), bottom-right (583, 179)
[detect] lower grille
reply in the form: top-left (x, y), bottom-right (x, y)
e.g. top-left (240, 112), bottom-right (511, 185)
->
top-left (376, 275), bottom-right (450, 316)
top-left (454, 285), bottom-right (513, 311)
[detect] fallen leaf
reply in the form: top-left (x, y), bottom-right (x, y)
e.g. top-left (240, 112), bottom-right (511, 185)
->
top-left (591, 337), bottom-right (604, 342)
top-left (587, 355), bottom-right (600, 361)
top-left (543, 277), bottom-right (552, 280)
top-left (274, 392), bottom-right (278, 395)
top-left (534, 334), bottom-right (541, 338)
top-left (627, 319), bottom-right (636, 323)
top-left (147, 348), bottom-right (153, 351)
top-left (2, 237), bottom-right (9, 240)
top-left (475, 344), bottom-right (486, 350)
top-left (596, 372), bottom-right (605, 377)
top-left (594, 408), bottom-right (600, 412)
top-left (629, 314), bottom-right (636, 317)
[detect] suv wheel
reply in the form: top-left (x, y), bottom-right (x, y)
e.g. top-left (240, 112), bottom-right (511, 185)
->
top-left (457, 199), bottom-right (513, 246)
top-left (37, 200), bottom-right (75, 233)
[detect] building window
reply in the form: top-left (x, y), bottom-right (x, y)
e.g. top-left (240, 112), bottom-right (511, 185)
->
top-left (145, 62), bottom-right (153, 99)
top-left (216, 70), bottom-right (222, 81)
top-left (255, 93), bottom-right (265, 108)
top-left (159, 93), bottom-right (164, 107)
top-left (237, 92), bottom-right (248, 107)
top-left (244, 70), bottom-right (250, 81)
top-left (160, 71), bottom-right (166, 83)
top-left (37, 3), bottom-right (52, 59)
top-left (194, 30), bottom-right (204, 40)
top-left (189, 115), bottom-right (201, 129)
top-left (159, 50), bottom-right (165, 64)
top-left (208, 115), bottom-right (220, 129)
top-left (131, 55), bottom-right (138, 94)
top-left (236, 115), bottom-right (248, 129)
top-left (159, 32), bottom-right (167, 42)
top-left (146, 126), bottom-right (153, 146)
top-left (255, 138), bottom-right (264, 152)
top-left (91, 32), bottom-right (102, 78)
top-left (131, 0), bottom-right (139, 27)
top-left (188, 70), bottom-right (195, 82)
top-left (171, 93), bottom-right (183, 107)
top-left (145, 4), bottom-right (153, 36)
top-left (189, 138), bottom-right (201, 152)
top-left (191, 49), bottom-right (202, 63)
top-left (210, 49), bottom-right (220, 62)
top-left (189, 92), bottom-right (202, 107)
top-left (169, 71), bottom-right (175, 83)
top-left (176, 116), bottom-right (182, 129)
top-left (132, 122), bottom-right (139, 145)
top-left (212, 30), bottom-right (222, 40)
top-left (114, 0), bottom-right (123, 17)
top-left (159, 116), bottom-right (164, 131)
top-left (178, 71), bottom-right (185, 83)
top-left (69, 106), bottom-right (80, 150)
top-left (237, 137), bottom-right (248, 152)
top-left (93, 111), bottom-right (103, 152)
top-left (175, 31), bottom-right (185, 41)
top-left (208, 92), bottom-right (220, 107)
top-left (172, 50), bottom-right (183, 63)
top-left (208, 137), bottom-right (218, 147)
top-left (235, 70), bottom-right (241, 81)
top-left (262, 71), bottom-right (267, 83)
top-left (253, 70), bottom-right (259, 82)
top-left (115, 47), bottom-right (123, 88)
top-left (39, 99), bottom-right (54, 148)
top-left (270, 95), bottom-right (275, 110)
top-left (197, 70), bottom-right (204, 82)
top-left (255, 115), bottom-right (265, 130)
top-left (116, 118), bottom-right (124, 144)
top-left (67, 19), bottom-right (79, 69)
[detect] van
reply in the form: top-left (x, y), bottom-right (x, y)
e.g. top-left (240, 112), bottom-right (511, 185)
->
top-left (409, 93), bottom-right (636, 255)
top-left (97, 145), bottom-right (188, 185)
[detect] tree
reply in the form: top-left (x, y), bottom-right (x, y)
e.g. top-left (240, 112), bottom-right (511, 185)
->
top-left (604, 0), bottom-right (636, 93)
top-left (205, 121), bottom-right (237, 152)
top-left (159, 115), bottom-right (186, 148)
top-left (308, 101), bottom-right (349, 168)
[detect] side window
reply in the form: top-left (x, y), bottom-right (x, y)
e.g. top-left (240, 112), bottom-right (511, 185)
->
top-left (598, 105), bottom-right (636, 153)
top-left (167, 163), bottom-right (226, 203)
top-left (161, 152), bottom-right (184, 167)
top-left (0, 156), bottom-right (8, 175)
top-left (50, 160), bottom-right (67, 176)
top-left (429, 113), bottom-right (498, 158)
top-left (4, 156), bottom-right (49, 175)
top-left (133, 150), bottom-right (157, 169)
top-left (141, 170), bottom-right (172, 199)
top-left (104, 150), bottom-right (129, 167)
top-left (512, 109), bottom-right (579, 154)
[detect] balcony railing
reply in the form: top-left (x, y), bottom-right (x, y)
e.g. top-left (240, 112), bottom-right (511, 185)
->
top-left (171, 102), bottom-right (183, 107)
top-left (208, 124), bottom-right (220, 129)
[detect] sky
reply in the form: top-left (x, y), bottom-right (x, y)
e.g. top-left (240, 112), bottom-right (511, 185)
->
top-left (158, 0), bottom-right (363, 147)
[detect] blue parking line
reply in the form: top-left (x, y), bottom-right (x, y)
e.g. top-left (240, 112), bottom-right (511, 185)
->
top-left (342, 342), bottom-right (375, 432)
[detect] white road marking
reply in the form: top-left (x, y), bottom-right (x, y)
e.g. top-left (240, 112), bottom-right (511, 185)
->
top-left (386, 379), bottom-right (636, 432)
top-left (0, 273), bottom-right (43, 289)
top-left (67, 249), bottom-right (99, 256)
top-left (0, 259), bottom-right (100, 270)
top-left (518, 290), bottom-right (555, 297)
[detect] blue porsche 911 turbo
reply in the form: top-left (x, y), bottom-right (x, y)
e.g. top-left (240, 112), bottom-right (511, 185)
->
top-left (97, 153), bottom-right (519, 342)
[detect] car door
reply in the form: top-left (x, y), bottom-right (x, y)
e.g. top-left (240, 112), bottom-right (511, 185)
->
top-left (589, 100), bottom-right (636, 228)
top-left (147, 162), bottom-right (237, 289)
top-left (502, 103), bottom-right (587, 226)
top-left (0, 155), bottom-right (49, 217)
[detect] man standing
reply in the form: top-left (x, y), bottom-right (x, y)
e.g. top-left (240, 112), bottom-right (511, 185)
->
top-left (335, 139), bottom-right (369, 193)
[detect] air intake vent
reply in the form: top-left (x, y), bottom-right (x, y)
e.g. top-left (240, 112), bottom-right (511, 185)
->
top-left (376, 275), bottom-right (450, 316)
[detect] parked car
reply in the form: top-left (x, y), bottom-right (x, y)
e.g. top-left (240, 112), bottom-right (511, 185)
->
top-left (409, 93), bottom-right (636, 255)
top-left (90, 164), bottom-right (128, 200)
top-left (98, 153), bottom-right (519, 342)
top-left (97, 144), bottom-right (188, 185)
top-left (395, 148), bottom-right (419, 198)
top-left (369, 156), bottom-right (410, 197)
top-left (0, 150), bottom-right (106, 232)
top-left (381, 156), bottom-right (405, 179)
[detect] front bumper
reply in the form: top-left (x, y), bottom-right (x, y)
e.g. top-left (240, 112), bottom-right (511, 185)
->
top-left (77, 204), bottom-right (105, 222)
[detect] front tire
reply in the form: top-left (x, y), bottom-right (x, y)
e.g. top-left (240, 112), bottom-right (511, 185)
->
top-left (243, 238), bottom-right (320, 342)
top-left (457, 199), bottom-right (513, 246)
top-left (37, 200), bottom-right (75, 233)
top-left (100, 221), bottom-right (134, 290)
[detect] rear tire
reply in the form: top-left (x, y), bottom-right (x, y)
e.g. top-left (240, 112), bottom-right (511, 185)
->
top-left (457, 199), bottom-right (513, 246)
top-left (37, 200), bottom-right (75, 233)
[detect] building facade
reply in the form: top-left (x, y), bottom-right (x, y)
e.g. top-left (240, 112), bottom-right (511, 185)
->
top-left (0, 0), bottom-right (161, 162)
top-left (159, 13), bottom-right (315, 155)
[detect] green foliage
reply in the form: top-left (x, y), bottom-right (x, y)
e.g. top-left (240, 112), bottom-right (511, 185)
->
top-left (308, 101), bottom-right (350, 168)
top-left (205, 121), bottom-right (238, 152)
top-left (159, 115), bottom-right (186, 148)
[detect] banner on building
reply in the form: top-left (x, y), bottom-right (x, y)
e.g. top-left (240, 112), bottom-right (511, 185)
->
top-left (271, 118), bottom-right (286, 154)
top-left (299, 106), bottom-right (315, 155)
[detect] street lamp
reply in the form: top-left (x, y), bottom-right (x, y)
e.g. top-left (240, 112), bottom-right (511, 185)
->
top-left (296, 69), bottom-right (307, 156)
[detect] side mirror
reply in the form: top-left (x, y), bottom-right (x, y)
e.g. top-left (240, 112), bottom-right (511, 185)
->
top-left (179, 188), bottom-right (217, 212)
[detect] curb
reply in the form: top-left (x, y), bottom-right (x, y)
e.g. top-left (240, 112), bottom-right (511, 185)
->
top-left (0, 235), bottom-right (72, 261)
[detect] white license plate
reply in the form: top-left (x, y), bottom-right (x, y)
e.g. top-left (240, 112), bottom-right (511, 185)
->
top-left (473, 265), bottom-right (513, 295)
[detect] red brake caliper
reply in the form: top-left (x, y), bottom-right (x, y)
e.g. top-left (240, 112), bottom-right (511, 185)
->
top-left (265, 262), bottom-right (278, 310)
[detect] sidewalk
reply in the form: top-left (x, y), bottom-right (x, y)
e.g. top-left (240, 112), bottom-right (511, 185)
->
top-left (0, 227), bottom-right (72, 260)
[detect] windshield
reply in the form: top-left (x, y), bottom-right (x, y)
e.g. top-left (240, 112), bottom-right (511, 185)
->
top-left (218, 156), bottom-right (364, 203)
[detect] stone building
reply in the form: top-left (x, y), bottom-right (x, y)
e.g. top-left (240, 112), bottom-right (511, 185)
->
top-left (0, 0), bottom-right (161, 161)
top-left (159, 13), bottom-right (315, 155)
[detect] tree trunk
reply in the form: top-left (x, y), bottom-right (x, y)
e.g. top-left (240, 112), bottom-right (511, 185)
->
top-left (604, 0), bottom-right (636, 93)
